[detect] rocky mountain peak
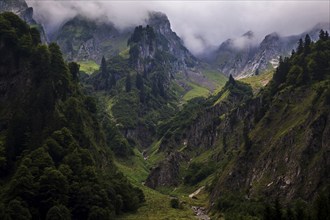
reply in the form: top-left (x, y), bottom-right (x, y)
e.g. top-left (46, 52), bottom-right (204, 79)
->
top-left (147, 11), bottom-right (171, 34)
top-left (55, 15), bottom-right (129, 62)
top-left (0, 0), bottom-right (28, 13)
top-left (263, 32), bottom-right (280, 42)
top-left (242, 30), bottom-right (254, 39)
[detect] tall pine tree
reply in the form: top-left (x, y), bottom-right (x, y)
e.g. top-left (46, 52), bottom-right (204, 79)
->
top-left (125, 73), bottom-right (131, 92)
top-left (100, 56), bottom-right (107, 76)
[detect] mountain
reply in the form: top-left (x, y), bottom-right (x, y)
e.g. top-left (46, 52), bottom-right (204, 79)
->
top-left (146, 12), bottom-right (198, 70)
top-left (55, 15), bottom-right (131, 63)
top-left (145, 32), bottom-right (330, 219)
top-left (0, 12), bottom-right (144, 219)
top-left (84, 12), bottom-right (226, 149)
top-left (1, 5), bottom-right (330, 220)
top-left (55, 12), bottom-right (198, 68)
top-left (0, 0), bottom-right (47, 42)
top-left (207, 31), bottom-right (258, 78)
top-left (209, 23), bottom-right (330, 78)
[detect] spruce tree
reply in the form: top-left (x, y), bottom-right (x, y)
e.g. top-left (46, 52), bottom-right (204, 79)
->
top-left (136, 73), bottom-right (143, 90)
top-left (228, 74), bottom-right (236, 85)
top-left (110, 73), bottom-right (116, 87)
top-left (325, 31), bottom-right (329, 39)
top-left (125, 73), bottom-right (131, 92)
top-left (297, 39), bottom-right (304, 54)
top-left (319, 29), bottom-right (326, 41)
top-left (100, 56), bottom-right (107, 76)
top-left (304, 34), bottom-right (311, 54)
top-left (68, 62), bottom-right (79, 81)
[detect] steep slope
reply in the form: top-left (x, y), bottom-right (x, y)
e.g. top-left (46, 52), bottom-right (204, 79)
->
top-left (84, 16), bottom-right (226, 149)
top-left (146, 12), bottom-right (198, 70)
top-left (0, 13), bottom-right (144, 219)
top-left (145, 77), bottom-right (253, 188)
top-left (145, 32), bottom-right (330, 219)
top-left (210, 33), bottom-right (330, 203)
top-left (85, 25), bottom-right (182, 150)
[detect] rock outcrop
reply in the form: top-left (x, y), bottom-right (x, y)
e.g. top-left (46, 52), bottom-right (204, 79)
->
top-left (145, 152), bottom-right (188, 188)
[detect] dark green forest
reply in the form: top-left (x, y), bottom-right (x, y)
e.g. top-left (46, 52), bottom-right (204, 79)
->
top-left (0, 12), bottom-right (144, 220)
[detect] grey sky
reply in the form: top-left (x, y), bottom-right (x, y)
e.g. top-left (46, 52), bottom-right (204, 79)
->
top-left (27, 0), bottom-right (330, 55)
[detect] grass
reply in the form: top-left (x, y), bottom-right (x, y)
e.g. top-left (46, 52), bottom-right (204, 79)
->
top-left (119, 47), bottom-right (130, 59)
top-left (239, 70), bottom-right (274, 94)
top-left (213, 90), bottom-right (229, 106)
top-left (78, 60), bottom-right (99, 74)
top-left (115, 148), bottom-right (201, 220)
top-left (117, 185), bottom-right (196, 220)
top-left (182, 82), bottom-right (210, 101)
top-left (202, 69), bottom-right (228, 93)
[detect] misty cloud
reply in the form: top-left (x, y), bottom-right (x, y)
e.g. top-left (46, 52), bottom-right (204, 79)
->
top-left (27, 0), bottom-right (330, 55)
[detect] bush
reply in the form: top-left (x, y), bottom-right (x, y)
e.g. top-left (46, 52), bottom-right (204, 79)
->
top-left (170, 198), bottom-right (180, 209)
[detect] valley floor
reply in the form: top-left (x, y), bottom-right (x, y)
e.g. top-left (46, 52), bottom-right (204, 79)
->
top-left (115, 149), bottom-right (211, 220)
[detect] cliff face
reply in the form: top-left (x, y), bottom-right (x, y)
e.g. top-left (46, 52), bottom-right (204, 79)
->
top-left (146, 36), bottom-right (330, 205)
top-left (145, 80), bottom-right (253, 188)
top-left (147, 12), bottom-right (198, 70)
top-left (211, 84), bottom-right (330, 203)
top-left (128, 12), bottom-right (198, 76)
top-left (146, 152), bottom-right (188, 188)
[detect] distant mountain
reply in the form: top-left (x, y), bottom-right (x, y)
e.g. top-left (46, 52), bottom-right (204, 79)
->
top-left (0, 0), bottom-right (47, 42)
top-left (55, 12), bottom-right (198, 69)
top-left (206, 31), bottom-right (258, 78)
top-left (208, 23), bottom-right (330, 78)
top-left (55, 15), bottom-right (131, 63)
top-left (146, 12), bottom-right (198, 70)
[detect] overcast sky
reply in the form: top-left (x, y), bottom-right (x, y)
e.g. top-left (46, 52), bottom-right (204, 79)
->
top-left (27, 0), bottom-right (330, 55)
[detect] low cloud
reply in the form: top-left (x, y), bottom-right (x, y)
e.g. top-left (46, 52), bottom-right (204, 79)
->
top-left (27, 0), bottom-right (330, 55)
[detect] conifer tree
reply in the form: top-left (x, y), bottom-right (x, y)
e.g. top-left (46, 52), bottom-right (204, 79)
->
top-left (297, 39), bottom-right (304, 54)
top-left (100, 56), bottom-right (107, 76)
top-left (110, 73), bottom-right (116, 87)
top-left (125, 73), bottom-right (131, 92)
top-left (68, 62), bottom-right (79, 81)
top-left (136, 73), bottom-right (143, 90)
top-left (304, 34), bottom-right (311, 53)
top-left (228, 74), bottom-right (236, 85)
top-left (319, 29), bottom-right (326, 41)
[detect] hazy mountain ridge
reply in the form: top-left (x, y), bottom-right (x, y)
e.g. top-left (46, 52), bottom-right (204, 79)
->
top-left (208, 22), bottom-right (330, 78)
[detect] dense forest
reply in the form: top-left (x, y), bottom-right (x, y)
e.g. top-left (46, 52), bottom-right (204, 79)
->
top-left (0, 12), bottom-right (144, 220)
